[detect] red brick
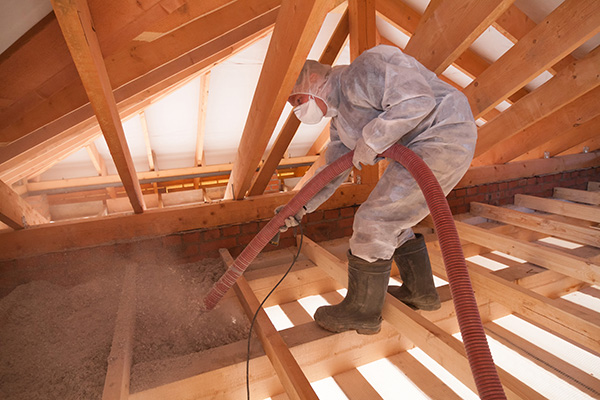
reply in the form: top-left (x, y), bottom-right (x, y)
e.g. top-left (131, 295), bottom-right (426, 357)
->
top-left (340, 207), bottom-right (355, 217)
top-left (467, 187), bottom-right (478, 196)
top-left (241, 222), bottom-right (259, 234)
top-left (324, 209), bottom-right (339, 220)
top-left (182, 231), bottom-right (201, 243)
top-left (163, 235), bottom-right (181, 247)
top-left (203, 229), bottom-right (221, 241)
top-left (307, 211), bottom-right (324, 222)
top-left (338, 218), bottom-right (354, 228)
top-left (221, 225), bottom-right (240, 237)
top-left (453, 188), bottom-right (467, 198)
top-left (201, 237), bottom-right (237, 253)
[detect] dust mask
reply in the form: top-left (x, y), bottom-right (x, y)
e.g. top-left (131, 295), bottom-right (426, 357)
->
top-left (293, 97), bottom-right (324, 125)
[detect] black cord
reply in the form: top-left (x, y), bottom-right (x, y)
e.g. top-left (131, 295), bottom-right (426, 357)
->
top-left (246, 223), bottom-right (304, 400)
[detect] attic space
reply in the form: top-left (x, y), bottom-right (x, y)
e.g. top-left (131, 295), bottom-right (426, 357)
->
top-left (1, 0), bottom-right (600, 399)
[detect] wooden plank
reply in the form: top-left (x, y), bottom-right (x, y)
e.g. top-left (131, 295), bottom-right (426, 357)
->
top-left (0, 0), bottom-right (280, 147)
top-left (129, 316), bottom-right (406, 399)
top-left (102, 263), bottom-right (136, 400)
top-left (279, 301), bottom-right (314, 326)
top-left (554, 187), bottom-right (600, 206)
top-left (299, 235), bottom-right (541, 400)
top-left (220, 249), bottom-right (319, 400)
top-left (492, 5), bottom-right (577, 75)
top-left (463, 0), bottom-right (600, 119)
top-left (195, 73), bottom-right (210, 167)
top-left (333, 368), bottom-right (383, 400)
top-left (0, 183), bottom-right (372, 261)
top-left (247, 8), bottom-right (349, 197)
top-left (348, 0), bottom-right (376, 60)
top-left (589, 182), bottom-right (600, 192)
top-left (403, 0), bottom-right (515, 75)
top-left (508, 89), bottom-right (600, 163)
top-left (456, 152), bottom-right (600, 189)
top-left (0, 179), bottom-right (49, 229)
top-left (473, 46), bottom-right (600, 161)
top-left (228, 0), bottom-right (342, 200)
top-left (469, 202), bottom-right (600, 248)
top-left (454, 220), bottom-right (600, 285)
top-left (485, 322), bottom-right (600, 399)
top-left (515, 194), bottom-right (600, 224)
top-left (51, 0), bottom-right (145, 214)
top-left (465, 258), bottom-right (600, 352)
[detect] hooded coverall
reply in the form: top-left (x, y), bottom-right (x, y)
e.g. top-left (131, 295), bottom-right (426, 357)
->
top-left (292, 45), bottom-right (477, 262)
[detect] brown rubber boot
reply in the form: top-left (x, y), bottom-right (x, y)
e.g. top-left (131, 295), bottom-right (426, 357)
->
top-left (314, 251), bottom-right (391, 335)
top-left (388, 234), bottom-right (441, 311)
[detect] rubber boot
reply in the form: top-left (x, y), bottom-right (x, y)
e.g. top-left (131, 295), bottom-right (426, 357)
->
top-left (388, 234), bottom-right (441, 311)
top-left (314, 251), bottom-right (391, 335)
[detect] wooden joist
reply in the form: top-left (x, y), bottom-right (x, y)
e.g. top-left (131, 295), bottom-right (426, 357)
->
top-left (299, 235), bottom-right (542, 399)
top-left (102, 263), bottom-right (136, 400)
top-left (0, 179), bottom-right (49, 230)
top-left (554, 187), bottom-right (600, 206)
top-left (469, 202), bottom-right (600, 248)
top-left (515, 194), bottom-right (600, 224)
top-left (220, 249), bottom-right (319, 400)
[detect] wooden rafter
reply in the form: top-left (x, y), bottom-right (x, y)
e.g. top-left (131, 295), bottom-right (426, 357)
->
top-left (0, 179), bottom-right (48, 229)
top-left (516, 111), bottom-right (600, 162)
top-left (496, 87), bottom-right (600, 163)
top-left (457, 151), bottom-right (600, 188)
top-left (195, 72), bottom-right (210, 167)
top-left (51, 0), bottom-right (145, 214)
top-left (227, 0), bottom-right (343, 200)
top-left (86, 142), bottom-right (118, 199)
top-left (139, 111), bottom-right (155, 172)
top-left (403, 0), bottom-right (515, 75)
top-left (463, 0), bottom-right (600, 120)
top-left (247, 8), bottom-right (349, 197)
top-left (473, 46), bottom-right (600, 162)
top-left (0, 0), bottom-right (281, 147)
top-left (348, 0), bottom-right (376, 60)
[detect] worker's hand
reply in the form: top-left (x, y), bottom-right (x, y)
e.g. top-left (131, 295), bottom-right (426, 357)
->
top-left (275, 205), bottom-right (307, 232)
top-left (352, 137), bottom-right (380, 170)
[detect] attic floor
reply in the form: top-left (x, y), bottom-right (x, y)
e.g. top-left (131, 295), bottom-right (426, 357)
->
top-left (1, 186), bottom-right (600, 399)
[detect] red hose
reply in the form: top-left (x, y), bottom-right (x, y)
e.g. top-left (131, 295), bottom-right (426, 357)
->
top-left (203, 143), bottom-right (506, 399)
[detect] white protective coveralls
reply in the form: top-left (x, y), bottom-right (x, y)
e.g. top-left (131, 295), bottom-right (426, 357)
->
top-left (293, 45), bottom-right (477, 262)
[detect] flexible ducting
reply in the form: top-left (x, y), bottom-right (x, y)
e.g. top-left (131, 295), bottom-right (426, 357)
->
top-left (203, 143), bottom-right (506, 399)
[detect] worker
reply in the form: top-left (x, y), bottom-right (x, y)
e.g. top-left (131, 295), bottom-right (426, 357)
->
top-left (279, 45), bottom-right (477, 335)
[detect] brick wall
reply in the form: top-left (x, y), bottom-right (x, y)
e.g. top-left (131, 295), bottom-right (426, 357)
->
top-left (1, 166), bottom-right (598, 296)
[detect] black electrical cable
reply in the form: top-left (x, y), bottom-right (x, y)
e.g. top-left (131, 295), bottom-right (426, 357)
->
top-left (246, 223), bottom-right (304, 400)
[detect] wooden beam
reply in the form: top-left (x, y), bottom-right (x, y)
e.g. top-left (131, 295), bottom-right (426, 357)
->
top-left (195, 73), bottom-right (210, 167)
top-left (497, 88), bottom-right (600, 163)
top-left (473, 46), bottom-right (600, 162)
top-left (457, 151), bottom-right (600, 189)
top-left (375, 0), bottom-right (529, 108)
top-left (554, 187), bottom-right (600, 206)
top-left (454, 220), bottom-right (600, 285)
top-left (0, 0), bottom-right (281, 146)
top-left (102, 263), bottom-right (136, 400)
top-left (86, 142), bottom-right (118, 199)
top-left (51, 0), bottom-right (145, 214)
top-left (247, 9), bottom-right (349, 197)
top-left (299, 235), bottom-right (541, 399)
top-left (139, 111), bottom-right (155, 171)
top-left (484, 322), bottom-right (600, 398)
top-left (348, 0), bottom-right (376, 60)
top-left (469, 202), bottom-right (600, 248)
top-left (515, 194), bottom-right (600, 224)
top-left (306, 124), bottom-right (330, 156)
top-left (220, 249), bottom-right (319, 400)
top-left (463, 0), bottom-right (600, 119)
top-left (403, 0), bottom-right (515, 75)
top-left (0, 179), bottom-right (49, 230)
top-left (228, 0), bottom-right (341, 200)
top-left (0, 182), bottom-right (372, 260)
